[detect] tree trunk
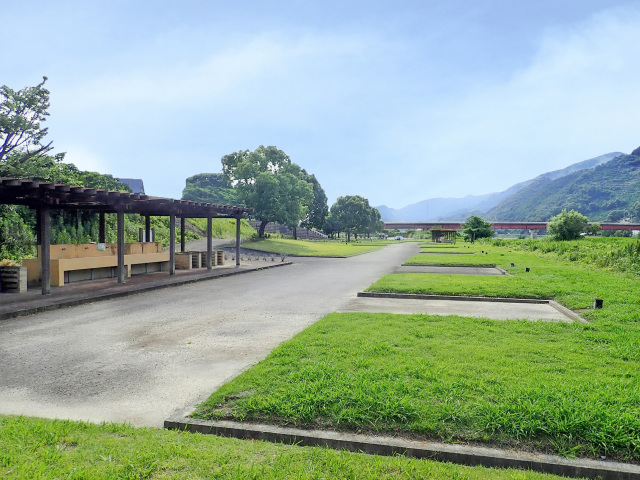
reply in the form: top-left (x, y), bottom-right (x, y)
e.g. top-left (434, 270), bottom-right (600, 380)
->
top-left (293, 227), bottom-right (297, 240)
top-left (259, 220), bottom-right (268, 238)
top-left (346, 232), bottom-right (351, 242)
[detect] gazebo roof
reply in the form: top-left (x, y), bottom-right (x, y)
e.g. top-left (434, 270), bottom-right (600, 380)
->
top-left (0, 177), bottom-right (250, 218)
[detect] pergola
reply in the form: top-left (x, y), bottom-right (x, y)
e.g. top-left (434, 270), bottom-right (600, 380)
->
top-left (0, 177), bottom-right (251, 295)
top-left (431, 228), bottom-right (457, 244)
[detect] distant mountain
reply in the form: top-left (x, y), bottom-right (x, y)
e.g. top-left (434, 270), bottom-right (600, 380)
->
top-left (377, 152), bottom-right (624, 222)
top-left (486, 148), bottom-right (640, 221)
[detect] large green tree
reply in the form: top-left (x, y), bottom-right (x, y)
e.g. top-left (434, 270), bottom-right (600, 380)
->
top-left (221, 145), bottom-right (313, 238)
top-left (181, 173), bottom-right (240, 205)
top-left (547, 209), bottom-right (589, 240)
top-left (1, 77), bottom-right (54, 171)
top-left (461, 215), bottom-right (494, 242)
top-left (300, 171), bottom-right (328, 231)
top-left (330, 195), bottom-right (381, 242)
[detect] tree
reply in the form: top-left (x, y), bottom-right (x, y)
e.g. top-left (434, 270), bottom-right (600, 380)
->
top-left (1, 77), bottom-right (55, 171)
top-left (547, 209), bottom-right (589, 240)
top-left (323, 213), bottom-right (340, 239)
top-left (221, 145), bottom-right (313, 237)
top-left (299, 171), bottom-right (328, 231)
top-left (330, 195), bottom-right (380, 242)
top-left (585, 222), bottom-right (602, 236)
top-left (182, 173), bottom-right (240, 205)
top-left (461, 215), bottom-right (494, 242)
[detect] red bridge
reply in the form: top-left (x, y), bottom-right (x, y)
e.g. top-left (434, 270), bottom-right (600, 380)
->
top-left (384, 222), bottom-right (640, 231)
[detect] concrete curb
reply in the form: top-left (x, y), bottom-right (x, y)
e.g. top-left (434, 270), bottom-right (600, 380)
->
top-left (357, 292), bottom-right (587, 323)
top-left (358, 291), bottom-right (549, 304)
top-left (0, 262), bottom-right (292, 321)
top-left (401, 263), bottom-right (497, 268)
top-left (163, 417), bottom-right (640, 480)
top-left (549, 300), bottom-right (589, 324)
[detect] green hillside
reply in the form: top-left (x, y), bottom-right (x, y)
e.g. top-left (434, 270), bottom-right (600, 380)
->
top-left (487, 147), bottom-right (640, 221)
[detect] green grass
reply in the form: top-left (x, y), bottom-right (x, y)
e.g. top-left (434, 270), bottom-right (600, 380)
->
top-left (193, 312), bottom-right (640, 461)
top-left (194, 239), bottom-right (640, 462)
top-left (407, 243), bottom-right (511, 267)
top-left (0, 415), bottom-right (572, 479)
top-left (242, 238), bottom-right (386, 257)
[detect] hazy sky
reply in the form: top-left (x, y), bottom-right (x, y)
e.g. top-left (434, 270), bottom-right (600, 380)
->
top-left (3, 1), bottom-right (640, 208)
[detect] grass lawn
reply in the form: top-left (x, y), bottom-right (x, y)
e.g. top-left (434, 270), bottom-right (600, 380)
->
top-left (408, 243), bottom-right (513, 267)
top-left (241, 238), bottom-right (386, 257)
top-left (0, 415), bottom-right (572, 479)
top-left (194, 239), bottom-right (640, 462)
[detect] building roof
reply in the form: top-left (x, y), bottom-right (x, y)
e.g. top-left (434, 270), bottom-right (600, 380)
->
top-left (116, 178), bottom-right (145, 194)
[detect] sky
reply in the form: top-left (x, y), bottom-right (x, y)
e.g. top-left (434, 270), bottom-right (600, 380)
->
top-left (2, 0), bottom-right (640, 209)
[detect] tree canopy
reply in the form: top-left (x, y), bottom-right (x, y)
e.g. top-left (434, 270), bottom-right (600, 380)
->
top-left (461, 215), bottom-right (494, 242)
top-left (181, 173), bottom-right (240, 205)
top-left (221, 145), bottom-right (314, 237)
top-left (329, 195), bottom-right (382, 241)
top-left (547, 209), bottom-right (589, 240)
top-left (300, 171), bottom-right (328, 231)
top-left (1, 77), bottom-right (54, 171)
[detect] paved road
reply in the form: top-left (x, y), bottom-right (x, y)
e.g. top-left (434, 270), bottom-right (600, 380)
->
top-left (0, 242), bottom-right (419, 427)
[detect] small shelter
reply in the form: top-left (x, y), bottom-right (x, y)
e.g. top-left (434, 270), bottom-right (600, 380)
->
top-left (0, 177), bottom-right (251, 295)
top-left (431, 228), bottom-right (457, 244)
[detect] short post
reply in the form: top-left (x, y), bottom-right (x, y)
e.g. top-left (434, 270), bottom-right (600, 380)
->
top-left (593, 298), bottom-right (603, 309)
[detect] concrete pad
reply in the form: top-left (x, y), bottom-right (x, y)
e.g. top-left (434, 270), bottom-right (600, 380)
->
top-left (340, 296), bottom-right (573, 322)
top-left (396, 265), bottom-right (505, 275)
top-left (418, 251), bottom-right (475, 254)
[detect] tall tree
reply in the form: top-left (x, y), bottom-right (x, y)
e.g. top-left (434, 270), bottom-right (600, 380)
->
top-left (330, 195), bottom-right (380, 242)
top-left (0, 77), bottom-right (55, 171)
top-left (221, 145), bottom-right (313, 237)
top-left (461, 215), bottom-right (494, 242)
top-left (182, 173), bottom-right (240, 205)
top-left (547, 209), bottom-right (589, 240)
top-left (300, 171), bottom-right (328, 231)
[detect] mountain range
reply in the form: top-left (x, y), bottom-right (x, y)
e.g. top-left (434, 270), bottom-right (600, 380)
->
top-left (376, 150), bottom-right (638, 222)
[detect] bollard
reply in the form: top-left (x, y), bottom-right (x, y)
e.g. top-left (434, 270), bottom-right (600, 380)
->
top-left (593, 298), bottom-right (603, 309)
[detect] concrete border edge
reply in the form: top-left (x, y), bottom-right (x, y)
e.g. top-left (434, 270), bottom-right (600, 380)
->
top-left (163, 417), bottom-right (640, 480)
top-left (357, 291), bottom-right (550, 304)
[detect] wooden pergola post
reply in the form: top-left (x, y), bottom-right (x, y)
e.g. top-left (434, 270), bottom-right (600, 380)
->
top-left (207, 216), bottom-right (213, 270)
top-left (39, 206), bottom-right (51, 295)
top-left (99, 212), bottom-right (106, 243)
top-left (180, 217), bottom-right (186, 252)
top-left (116, 210), bottom-right (125, 283)
top-left (169, 214), bottom-right (176, 275)
top-left (145, 215), bottom-right (151, 242)
top-left (236, 215), bottom-right (241, 267)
